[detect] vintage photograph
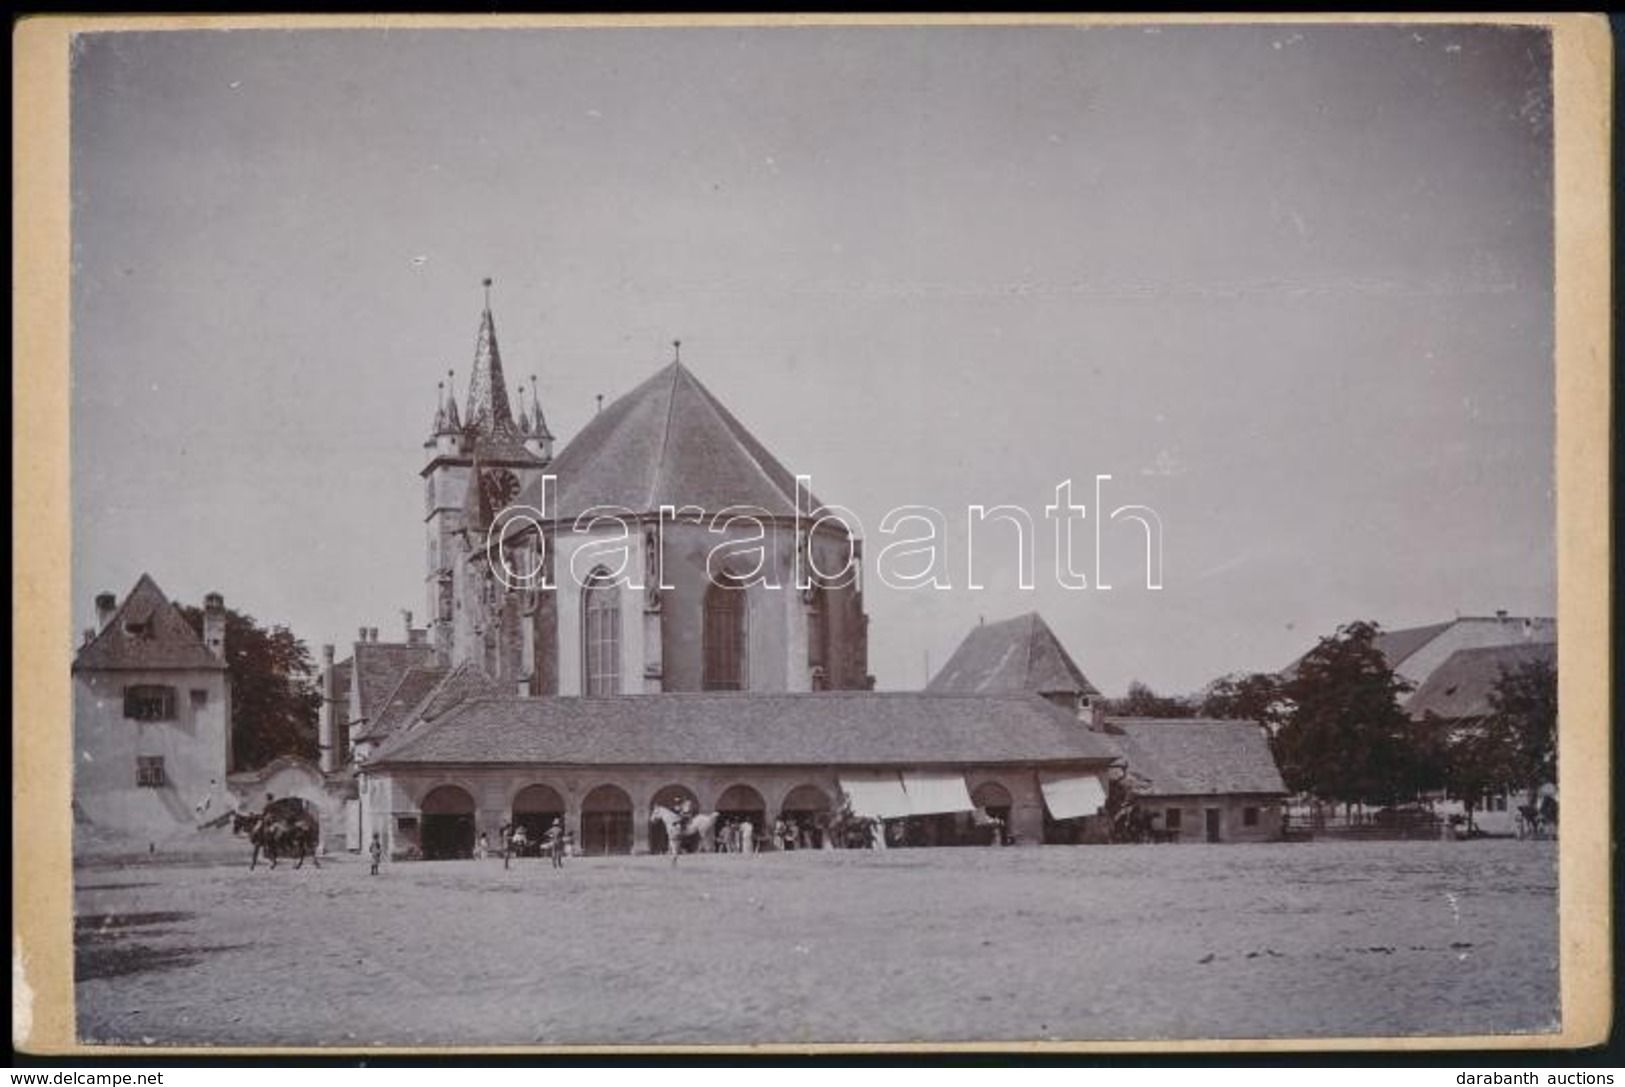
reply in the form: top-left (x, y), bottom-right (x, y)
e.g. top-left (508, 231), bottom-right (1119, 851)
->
top-left (51, 17), bottom-right (1586, 1049)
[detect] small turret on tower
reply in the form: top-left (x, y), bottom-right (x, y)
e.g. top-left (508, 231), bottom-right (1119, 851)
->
top-left (523, 374), bottom-right (554, 463)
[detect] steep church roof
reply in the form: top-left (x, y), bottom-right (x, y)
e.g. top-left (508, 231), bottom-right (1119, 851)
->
top-left (72, 574), bottom-right (225, 672)
top-left (513, 361), bottom-right (808, 522)
top-left (927, 612), bottom-right (1100, 699)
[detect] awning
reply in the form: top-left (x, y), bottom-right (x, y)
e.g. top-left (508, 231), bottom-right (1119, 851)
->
top-left (839, 772), bottom-right (913, 820)
top-left (1039, 772), bottom-right (1108, 820)
top-left (901, 772), bottom-right (975, 816)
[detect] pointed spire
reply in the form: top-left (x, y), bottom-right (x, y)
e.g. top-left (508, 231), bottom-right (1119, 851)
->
top-left (672, 339), bottom-right (682, 367)
top-left (464, 278), bottom-right (519, 441)
top-left (443, 369), bottom-right (462, 433)
top-left (530, 374), bottom-right (553, 441)
top-left (432, 380), bottom-right (448, 434)
top-left (515, 385), bottom-right (532, 436)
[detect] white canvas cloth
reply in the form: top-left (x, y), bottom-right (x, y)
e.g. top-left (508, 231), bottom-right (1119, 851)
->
top-left (901, 772), bottom-right (975, 815)
top-left (1039, 772), bottom-right (1108, 820)
top-left (838, 772), bottom-right (913, 819)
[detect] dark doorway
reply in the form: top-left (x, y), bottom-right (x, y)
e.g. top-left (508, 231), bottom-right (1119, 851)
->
top-left (581, 784), bottom-right (633, 855)
top-left (420, 785), bottom-right (477, 860)
top-left (1205, 808), bottom-right (1222, 843)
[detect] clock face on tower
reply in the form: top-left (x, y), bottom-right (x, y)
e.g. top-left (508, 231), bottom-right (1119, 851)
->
top-left (481, 468), bottom-right (522, 512)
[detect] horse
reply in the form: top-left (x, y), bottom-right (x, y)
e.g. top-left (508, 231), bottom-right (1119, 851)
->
top-left (648, 805), bottom-right (719, 864)
top-left (235, 808), bottom-right (321, 871)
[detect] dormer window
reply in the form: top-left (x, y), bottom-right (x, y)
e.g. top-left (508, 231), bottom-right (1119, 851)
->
top-left (123, 620), bottom-right (152, 638)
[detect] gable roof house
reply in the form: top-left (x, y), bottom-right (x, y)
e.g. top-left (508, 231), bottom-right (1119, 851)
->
top-left (71, 575), bottom-right (232, 841)
top-left (1103, 718), bottom-right (1289, 843)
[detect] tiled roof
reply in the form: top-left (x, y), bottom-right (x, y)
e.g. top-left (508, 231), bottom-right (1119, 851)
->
top-left (508, 361), bottom-right (809, 523)
top-left (927, 613), bottom-right (1100, 698)
top-left (72, 574), bottom-right (225, 673)
top-left (1406, 642), bottom-right (1557, 721)
top-left (369, 691), bottom-right (1120, 769)
top-left (352, 641), bottom-right (436, 724)
top-left (1105, 718), bottom-right (1287, 798)
top-left (356, 664), bottom-right (450, 742)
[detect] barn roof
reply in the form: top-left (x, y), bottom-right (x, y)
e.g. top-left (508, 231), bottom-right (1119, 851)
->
top-left (1105, 718), bottom-right (1287, 798)
top-left (927, 612), bottom-right (1100, 699)
top-left (369, 691), bottom-right (1120, 769)
top-left (72, 574), bottom-right (225, 673)
top-left (1406, 642), bottom-right (1557, 721)
top-left (508, 361), bottom-right (809, 523)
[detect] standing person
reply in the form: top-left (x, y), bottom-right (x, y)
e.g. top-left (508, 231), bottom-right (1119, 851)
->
top-left (547, 819), bottom-right (566, 869)
top-left (368, 832), bottom-right (383, 876)
top-left (740, 817), bottom-right (755, 856)
top-left (476, 831), bottom-right (490, 861)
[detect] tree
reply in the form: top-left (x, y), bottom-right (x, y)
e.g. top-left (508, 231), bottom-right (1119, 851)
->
top-left (1436, 715), bottom-right (1518, 830)
top-left (1275, 621), bottom-right (1420, 807)
top-left (180, 604), bottom-right (321, 771)
top-left (1487, 656), bottom-right (1558, 797)
top-left (1199, 671), bottom-right (1290, 735)
top-left (1109, 680), bottom-right (1197, 719)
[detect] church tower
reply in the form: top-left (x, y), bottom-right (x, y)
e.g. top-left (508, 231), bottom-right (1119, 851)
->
top-left (422, 280), bottom-right (552, 665)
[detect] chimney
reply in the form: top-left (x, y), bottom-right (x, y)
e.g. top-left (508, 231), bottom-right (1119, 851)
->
top-left (1523, 618), bottom-right (1535, 641)
top-left (369, 627), bottom-right (380, 643)
top-left (358, 626), bottom-right (368, 644)
top-left (95, 592), bottom-right (117, 631)
top-left (81, 627), bottom-right (95, 647)
top-left (202, 592), bottom-right (227, 661)
top-left (403, 610), bottom-right (414, 640)
top-left (1078, 697), bottom-right (1107, 731)
top-left (1496, 609), bottom-right (1509, 622)
top-left (409, 627), bottom-right (427, 646)
top-left (319, 644), bottom-right (337, 775)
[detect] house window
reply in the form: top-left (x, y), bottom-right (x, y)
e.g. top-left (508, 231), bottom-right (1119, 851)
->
top-left (703, 580), bottom-right (748, 691)
top-left (582, 570), bottom-right (620, 696)
top-left (1243, 806), bottom-right (1260, 827)
top-left (124, 685), bottom-right (176, 721)
top-left (1164, 808), bottom-right (1182, 830)
top-left (136, 756), bottom-right (166, 788)
top-left (190, 689), bottom-right (208, 709)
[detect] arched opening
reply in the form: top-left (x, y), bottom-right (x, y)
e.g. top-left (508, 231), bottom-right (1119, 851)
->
top-left (703, 580), bottom-right (748, 690)
top-left (972, 781), bottom-right (1014, 846)
top-left (649, 784), bottom-right (701, 854)
top-left (715, 783), bottom-right (767, 852)
top-left (581, 784), bottom-right (633, 855)
top-left (512, 783), bottom-right (566, 845)
top-left (779, 783), bottom-right (832, 850)
top-left (420, 785), bottom-right (477, 860)
top-left (582, 568), bottom-right (620, 696)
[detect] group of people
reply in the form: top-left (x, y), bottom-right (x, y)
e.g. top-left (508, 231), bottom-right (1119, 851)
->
top-left (492, 819), bottom-right (572, 869)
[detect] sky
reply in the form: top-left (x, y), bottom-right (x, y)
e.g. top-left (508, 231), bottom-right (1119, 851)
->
top-left (70, 21), bottom-right (1556, 696)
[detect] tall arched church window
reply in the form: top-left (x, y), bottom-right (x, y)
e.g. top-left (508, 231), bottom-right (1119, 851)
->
top-left (807, 585), bottom-right (828, 672)
top-left (703, 579), bottom-right (748, 691)
top-left (582, 569), bottom-right (620, 696)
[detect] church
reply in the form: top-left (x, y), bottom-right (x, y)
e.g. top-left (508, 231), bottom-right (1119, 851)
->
top-left (313, 288), bottom-right (1125, 858)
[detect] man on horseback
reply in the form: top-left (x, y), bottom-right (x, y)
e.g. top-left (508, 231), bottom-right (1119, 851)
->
top-left (673, 796), bottom-right (695, 843)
